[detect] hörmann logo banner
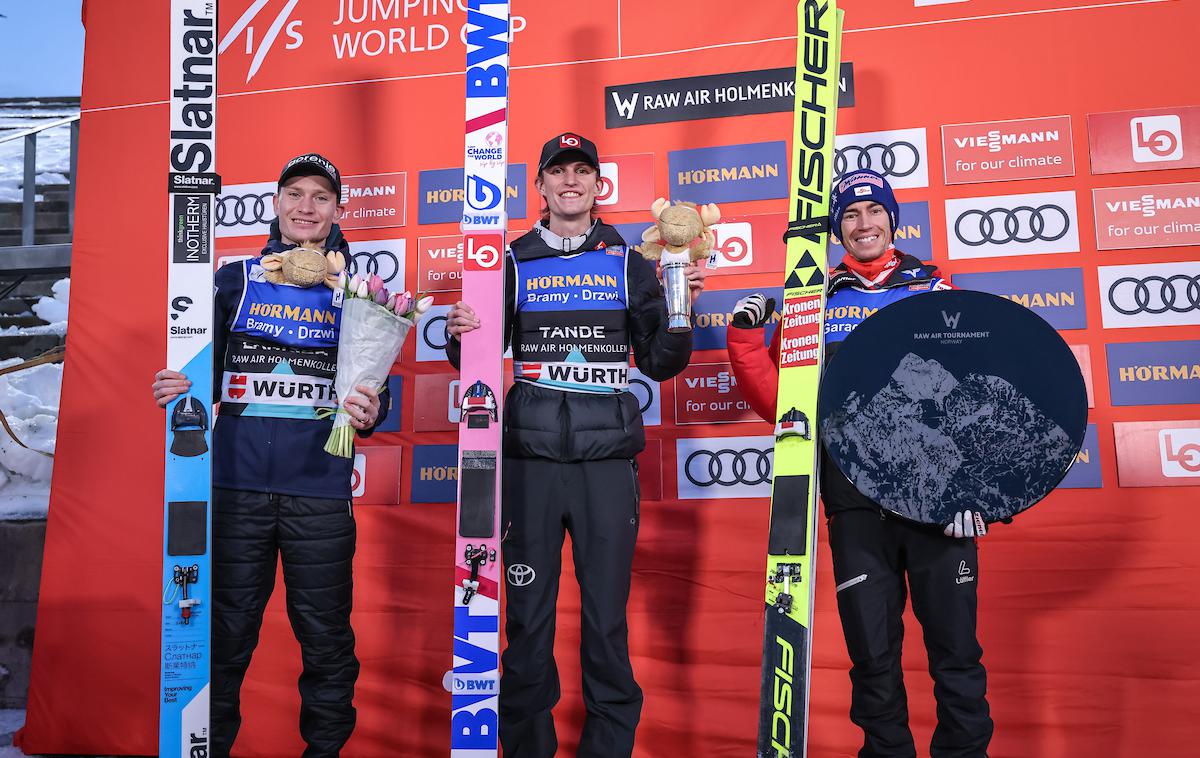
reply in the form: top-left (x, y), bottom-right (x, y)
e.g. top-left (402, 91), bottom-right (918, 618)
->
top-left (1059, 423), bottom-right (1102, 488)
top-left (952, 268), bottom-right (1086, 329)
top-left (1113, 420), bottom-right (1200, 487)
top-left (596, 154), bottom-right (655, 212)
top-left (604, 64), bottom-right (855, 128)
top-left (667, 141), bottom-right (789, 205)
top-left (675, 363), bottom-right (759, 425)
top-left (418, 164), bottom-right (527, 224)
top-left (411, 444), bottom-right (459, 503)
top-left (834, 127), bottom-right (929, 189)
top-left (692, 287), bottom-right (783, 350)
top-left (831, 201), bottom-right (932, 261)
top-left (945, 190), bottom-right (1080, 259)
top-left (676, 435), bottom-right (774, 500)
top-left (704, 213), bottom-right (787, 275)
top-left (941, 115), bottom-right (1074, 184)
top-left (1093, 182), bottom-right (1200, 250)
top-left (1087, 105), bottom-right (1200, 175)
top-left (1098, 261), bottom-right (1200, 329)
top-left (1106, 340), bottom-right (1200, 406)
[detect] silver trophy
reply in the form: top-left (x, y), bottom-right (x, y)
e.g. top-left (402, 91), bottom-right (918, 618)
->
top-left (639, 198), bottom-right (722, 334)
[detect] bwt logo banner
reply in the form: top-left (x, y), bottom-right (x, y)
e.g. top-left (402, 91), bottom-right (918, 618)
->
top-left (705, 213), bottom-right (788, 276)
top-left (1098, 260), bottom-right (1200, 329)
top-left (1113, 420), bottom-right (1200, 487)
top-left (604, 64), bottom-right (855, 129)
top-left (835, 127), bottom-right (929, 189)
top-left (951, 267), bottom-right (1086, 330)
top-left (1058, 423), bottom-right (1102, 489)
top-left (347, 238), bottom-right (405, 290)
top-left (1106, 340), bottom-right (1200, 406)
top-left (372, 375), bottom-right (404, 433)
top-left (418, 164), bottom-right (527, 225)
top-left (350, 445), bottom-right (402, 505)
top-left (692, 287), bottom-right (783, 351)
top-left (596, 154), bottom-right (655, 212)
top-left (1087, 105), bottom-right (1200, 175)
top-left (676, 435), bottom-right (774, 500)
top-left (945, 190), bottom-right (1080, 260)
top-left (832, 201), bottom-right (931, 261)
top-left (411, 444), bottom-right (460, 504)
top-left (667, 141), bottom-right (789, 205)
top-left (941, 115), bottom-right (1074, 184)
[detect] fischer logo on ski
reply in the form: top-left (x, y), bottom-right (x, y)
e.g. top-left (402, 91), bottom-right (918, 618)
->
top-left (756, 2), bottom-right (843, 757)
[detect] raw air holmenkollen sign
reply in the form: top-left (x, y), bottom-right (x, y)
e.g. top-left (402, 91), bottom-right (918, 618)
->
top-left (605, 64), bottom-right (854, 129)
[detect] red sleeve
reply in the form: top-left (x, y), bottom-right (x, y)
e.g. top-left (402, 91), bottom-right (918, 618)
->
top-left (726, 323), bottom-right (781, 423)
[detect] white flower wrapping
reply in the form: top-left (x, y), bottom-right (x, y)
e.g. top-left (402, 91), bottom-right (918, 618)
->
top-left (323, 297), bottom-right (414, 457)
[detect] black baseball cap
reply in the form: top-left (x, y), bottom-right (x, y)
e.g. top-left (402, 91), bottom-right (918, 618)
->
top-left (278, 153), bottom-right (342, 199)
top-left (537, 133), bottom-right (600, 173)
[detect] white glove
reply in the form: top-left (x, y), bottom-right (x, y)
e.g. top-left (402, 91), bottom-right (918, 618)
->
top-left (943, 509), bottom-right (988, 538)
top-left (731, 293), bottom-right (775, 329)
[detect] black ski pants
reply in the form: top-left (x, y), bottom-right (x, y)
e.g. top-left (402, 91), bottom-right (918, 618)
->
top-left (499, 458), bottom-right (644, 758)
top-left (210, 487), bottom-right (359, 758)
top-left (828, 508), bottom-right (993, 758)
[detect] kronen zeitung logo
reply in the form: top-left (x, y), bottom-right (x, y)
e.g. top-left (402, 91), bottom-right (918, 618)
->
top-left (221, 0), bottom-right (530, 82)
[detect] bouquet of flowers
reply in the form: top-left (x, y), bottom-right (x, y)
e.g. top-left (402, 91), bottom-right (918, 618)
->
top-left (324, 272), bottom-right (433, 457)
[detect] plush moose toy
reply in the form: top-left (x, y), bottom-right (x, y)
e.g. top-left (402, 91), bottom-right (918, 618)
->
top-left (638, 197), bottom-right (721, 263)
top-left (259, 241), bottom-right (346, 290)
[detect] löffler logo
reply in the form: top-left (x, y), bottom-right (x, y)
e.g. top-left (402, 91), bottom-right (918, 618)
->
top-left (1160, 428), bottom-right (1200, 477)
top-left (352, 452), bottom-right (366, 498)
top-left (1113, 420), bottom-right (1200, 487)
top-left (1087, 106), bottom-right (1200, 174)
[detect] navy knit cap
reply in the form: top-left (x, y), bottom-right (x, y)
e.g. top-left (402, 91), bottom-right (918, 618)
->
top-left (829, 169), bottom-right (899, 236)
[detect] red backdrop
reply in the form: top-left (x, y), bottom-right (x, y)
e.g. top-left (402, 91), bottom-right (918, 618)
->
top-left (20, 1), bottom-right (1200, 756)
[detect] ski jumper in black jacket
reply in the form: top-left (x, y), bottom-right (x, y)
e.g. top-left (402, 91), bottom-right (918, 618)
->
top-left (727, 252), bottom-right (993, 758)
top-left (448, 220), bottom-right (692, 758)
top-left (209, 221), bottom-right (389, 758)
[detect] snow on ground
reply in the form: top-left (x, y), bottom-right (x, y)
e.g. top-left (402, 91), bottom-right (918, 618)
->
top-left (0, 280), bottom-right (68, 521)
top-left (0, 103), bottom-right (78, 203)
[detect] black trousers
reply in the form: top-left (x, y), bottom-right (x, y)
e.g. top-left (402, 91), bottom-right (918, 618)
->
top-left (499, 458), bottom-right (644, 758)
top-left (828, 509), bottom-right (993, 758)
top-left (210, 488), bottom-right (359, 758)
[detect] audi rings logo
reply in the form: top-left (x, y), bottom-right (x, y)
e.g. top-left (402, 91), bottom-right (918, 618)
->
top-left (1109, 275), bottom-right (1200, 315)
top-left (834, 141), bottom-right (920, 180)
top-left (347, 250), bottom-right (401, 283)
top-left (423, 314), bottom-right (449, 351)
top-left (684, 447), bottom-right (773, 487)
top-left (629, 376), bottom-right (653, 414)
top-left (954, 205), bottom-right (1071, 246)
top-left (507, 564), bottom-right (536, 587)
top-left (217, 191), bottom-right (275, 228)
top-left (627, 368), bottom-right (660, 425)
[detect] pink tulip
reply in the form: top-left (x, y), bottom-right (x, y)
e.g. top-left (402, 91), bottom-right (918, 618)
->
top-left (373, 288), bottom-right (389, 305)
top-left (385, 293), bottom-right (398, 310)
top-left (368, 275), bottom-right (385, 295)
top-left (393, 293), bottom-right (412, 315)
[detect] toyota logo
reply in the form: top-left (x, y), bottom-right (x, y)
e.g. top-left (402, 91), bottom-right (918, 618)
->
top-left (507, 563), bottom-right (536, 587)
top-left (347, 250), bottom-right (401, 283)
top-left (834, 142), bottom-right (920, 180)
top-left (217, 191), bottom-right (275, 227)
top-left (953, 205), bottom-right (1070, 246)
top-left (628, 376), bottom-right (654, 414)
top-left (423, 314), bottom-right (450, 351)
top-left (1108, 274), bottom-right (1200, 315)
top-left (684, 448), bottom-right (773, 487)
